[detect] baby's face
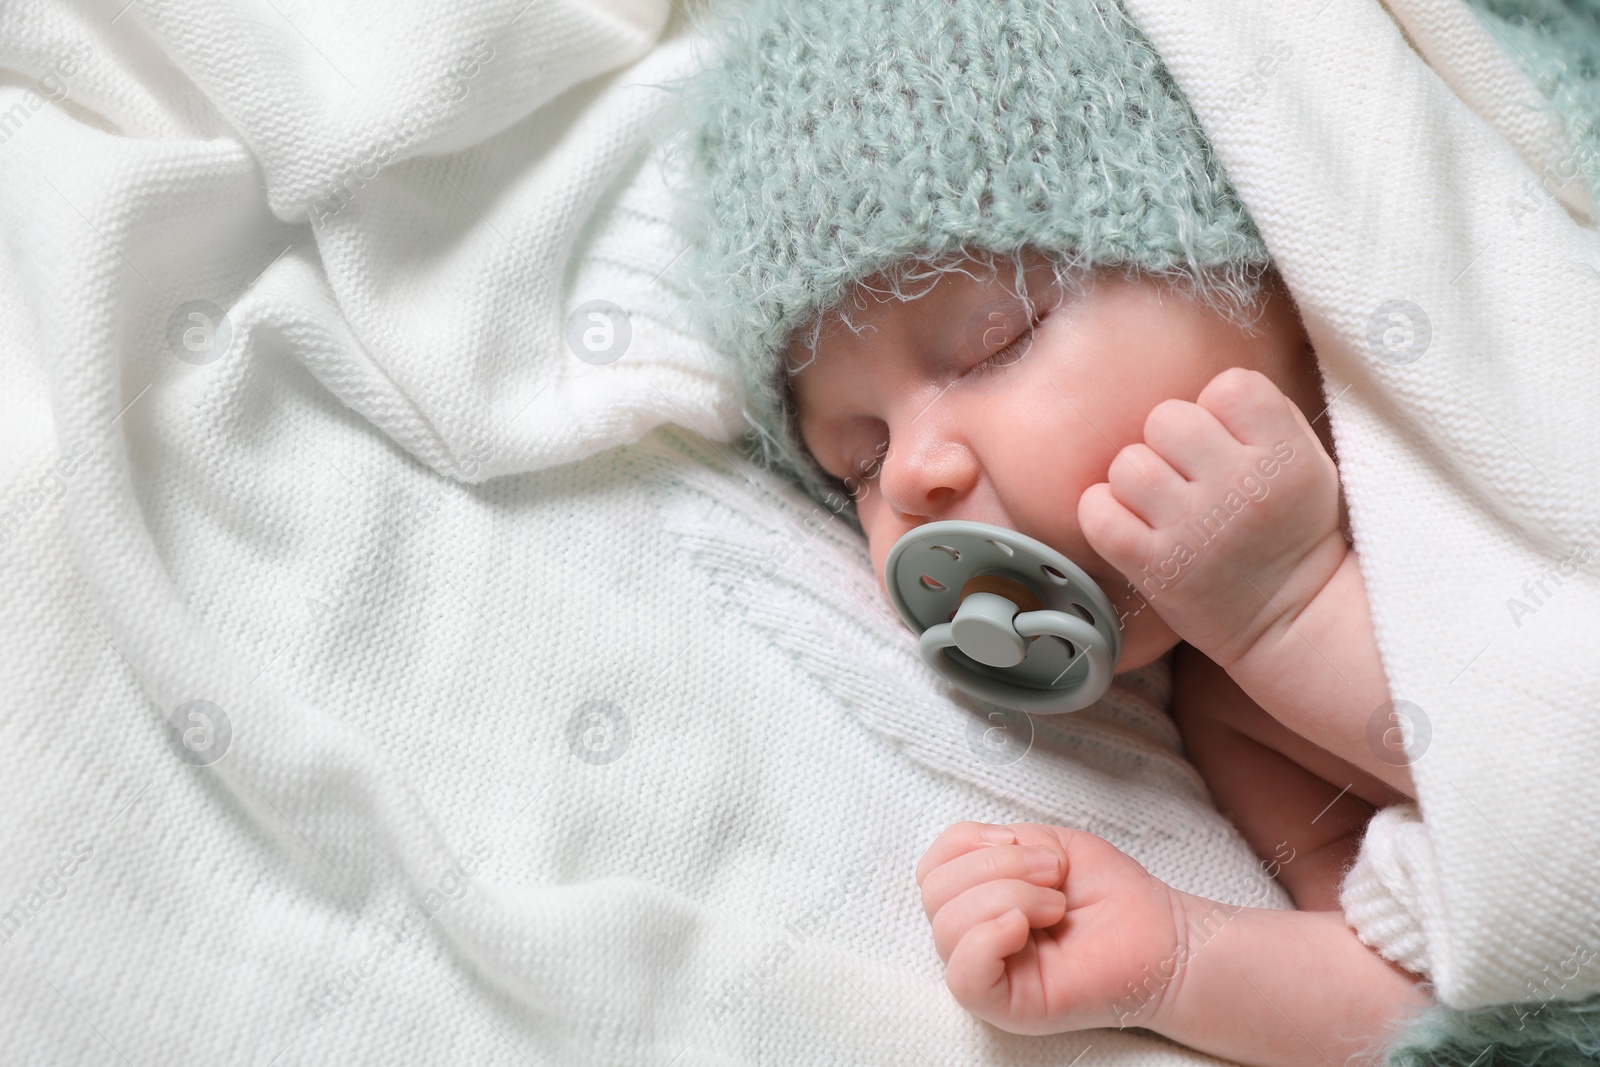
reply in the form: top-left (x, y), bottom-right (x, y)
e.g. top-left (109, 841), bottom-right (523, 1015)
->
top-left (789, 251), bottom-right (1329, 673)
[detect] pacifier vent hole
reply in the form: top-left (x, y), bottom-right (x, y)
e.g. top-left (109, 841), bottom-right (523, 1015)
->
top-left (987, 539), bottom-right (1014, 557)
top-left (1069, 603), bottom-right (1095, 625)
top-left (919, 574), bottom-right (947, 591)
top-left (1041, 564), bottom-right (1067, 583)
top-left (930, 544), bottom-right (960, 561)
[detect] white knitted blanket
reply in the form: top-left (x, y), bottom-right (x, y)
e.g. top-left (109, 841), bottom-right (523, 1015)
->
top-left (0, 2), bottom-right (1276, 1065)
top-left (1118, 0), bottom-right (1600, 1012)
top-left (0, 3), bottom-right (1591, 1067)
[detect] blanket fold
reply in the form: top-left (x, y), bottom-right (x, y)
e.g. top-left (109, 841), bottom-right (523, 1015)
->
top-left (1120, 0), bottom-right (1600, 1011)
top-left (2, 0), bottom-right (1595, 1064)
top-left (0, 1), bottom-right (1275, 1064)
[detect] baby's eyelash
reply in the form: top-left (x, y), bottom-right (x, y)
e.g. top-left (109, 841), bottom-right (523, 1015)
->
top-left (968, 317), bottom-right (1041, 378)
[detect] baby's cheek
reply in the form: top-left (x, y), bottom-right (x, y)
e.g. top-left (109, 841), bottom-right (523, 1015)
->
top-left (1009, 478), bottom-right (1106, 574)
top-left (997, 420), bottom-right (1119, 537)
top-left (855, 495), bottom-right (900, 597)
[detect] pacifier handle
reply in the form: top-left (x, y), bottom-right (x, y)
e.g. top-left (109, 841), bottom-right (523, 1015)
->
top-left (920, 601), bottom-right (1113, 711)
top-left (884, 520), bottom-right (1123, 714)
top-left (1012, 610), bottom-right (1114, 706)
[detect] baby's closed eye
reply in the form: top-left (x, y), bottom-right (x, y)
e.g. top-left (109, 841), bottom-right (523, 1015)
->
top-left (966, 313), bottom-right (1045, 379)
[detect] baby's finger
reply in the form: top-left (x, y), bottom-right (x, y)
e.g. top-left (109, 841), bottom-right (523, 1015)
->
top-left (1196, 367), bottom-right (1304, 450)
top-left (1142, 397), bottom-right (1235, 482)
top-left (915, 822), bottom-right (1018, 887)
top-left (1279, 389), bottom-right (1332, 463)
top-left (1078, 481), bottom-right (1153, 572)
top-left (1002, 823), bottom-right (1075, 857)
top-left (945, 908), bottom-right (1032, 1020)
top-left (1107, 443), bottom-right (1189, 529)
top-left (921, 844), bottom-right (1064, 919)
top-left (931, 880), bottom-right (1066, 963)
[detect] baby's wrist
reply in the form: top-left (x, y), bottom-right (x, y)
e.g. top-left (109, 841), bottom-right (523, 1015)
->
top-left (1204, 528), bottom-right (1350, 672)
top-left (1136, 889), bottom-right (1227, 1041)
top-left (1099, 886), bottom-right (1198, 1036)
top-left (1152, 889), bottom-right (1431, 1067)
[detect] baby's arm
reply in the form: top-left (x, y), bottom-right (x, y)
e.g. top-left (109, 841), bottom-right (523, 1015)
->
top-left (1222, 531), bottom-right (1417, 797)
top-left (917, 821), bottom-right (1432, 1067)
top-left (1079, 367), bottom-right (1416, 796)
top-left (1162, 887), bottom-right (1432, 1066)
top-left (1172, 642), bottom-right (1402, 910)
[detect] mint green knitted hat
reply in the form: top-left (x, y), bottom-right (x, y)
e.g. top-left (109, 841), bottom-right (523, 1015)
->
top-left (661, 0), bottom-right (1273, 520)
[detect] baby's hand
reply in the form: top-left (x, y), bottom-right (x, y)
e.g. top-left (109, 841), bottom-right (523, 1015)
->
top-left (915, 821), bottom-right (1188, 1036)
top-left (1078, 367), bottom-right (1346, 668)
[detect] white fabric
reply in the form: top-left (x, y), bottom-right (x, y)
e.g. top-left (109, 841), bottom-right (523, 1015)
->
top-left (1120, 0), bottom-right (1600, 1010)
top-left (1337, 803), bottom-right (1441, 979)
top-left (0, 1), bottom-right (1286, 1065)
top-left (3, 3), bottom-right (1592, 1065)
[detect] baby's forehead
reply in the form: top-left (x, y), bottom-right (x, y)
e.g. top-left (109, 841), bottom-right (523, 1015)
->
top-left (786, 254), bottom-right (1061, 365)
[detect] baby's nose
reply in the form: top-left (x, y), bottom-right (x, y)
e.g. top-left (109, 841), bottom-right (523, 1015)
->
top-left (877, 436), bottom-right (980, 522)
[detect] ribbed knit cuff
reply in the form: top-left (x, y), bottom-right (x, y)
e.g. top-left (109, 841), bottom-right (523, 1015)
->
top-left (1339, 802), bottom-right (1433, 977)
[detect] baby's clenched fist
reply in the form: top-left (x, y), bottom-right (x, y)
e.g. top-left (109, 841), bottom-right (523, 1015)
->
top-left (916, 821), bottom-right (1191, 1036)
top-left (1078, 366), bottom-right (1346, 668)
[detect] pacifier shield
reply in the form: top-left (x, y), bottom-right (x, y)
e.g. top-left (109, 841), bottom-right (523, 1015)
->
top-left (884, 520), bottom-right (1123, 713)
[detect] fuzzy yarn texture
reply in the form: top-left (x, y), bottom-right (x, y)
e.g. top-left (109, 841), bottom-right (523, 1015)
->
top-left (659, 0), bottom-right (1273, 516)
top-left (1463, 0), bottom-right (1600, 199)
top-left (1382, 993), bottom-right (1600, 1066)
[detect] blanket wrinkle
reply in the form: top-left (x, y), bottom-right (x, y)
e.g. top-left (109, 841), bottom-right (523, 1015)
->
top-left (1122, 0), bottom-right (1600, 1011)
top-left (2, 0), bottom-right (1594, 1064)
top-left (0, 15), bottom-right (1248, 1037)
top-left (657, 445), bottom-right (1288, 907)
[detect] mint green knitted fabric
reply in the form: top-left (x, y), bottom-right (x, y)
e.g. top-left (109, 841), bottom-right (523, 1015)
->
top-left (1461, 0), bottom-right (1600, 205)
top-left (660, 0), bottom-right (1272, 516)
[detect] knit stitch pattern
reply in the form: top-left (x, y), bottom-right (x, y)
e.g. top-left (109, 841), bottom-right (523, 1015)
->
top-left (660, 0), bottom-right (1273, 514)
top-left (1462, 0), bottom-right (1600, 204)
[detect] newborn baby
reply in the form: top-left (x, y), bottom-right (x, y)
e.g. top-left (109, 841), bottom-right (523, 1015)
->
top-left (785, 248), bottom-right (1429, 1064)
top-left (667, 0), bottom-right (1436, 1061)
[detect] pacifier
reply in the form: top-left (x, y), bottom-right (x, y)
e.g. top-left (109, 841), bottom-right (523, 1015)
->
top-left (884, 520), bottom-right (1123, 713)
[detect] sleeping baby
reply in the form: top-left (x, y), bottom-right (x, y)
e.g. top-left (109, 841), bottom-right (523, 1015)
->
top-left (668, 0), bottom-right (1435, 1062)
